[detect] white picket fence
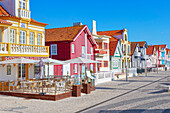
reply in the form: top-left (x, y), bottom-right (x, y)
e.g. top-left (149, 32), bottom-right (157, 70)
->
top-left (94, 68), bottom-right (137, 85)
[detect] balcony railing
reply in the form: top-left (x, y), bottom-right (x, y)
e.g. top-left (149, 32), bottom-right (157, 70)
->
top-left (0, 43), bottom-right (49, 56)
top-left (18, 8), bottom-right (30, 19)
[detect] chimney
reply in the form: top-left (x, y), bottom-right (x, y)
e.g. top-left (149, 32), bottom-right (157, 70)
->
top-left (92, 20), bottom-right (97, 35)
top-left (73, 22), bottom-right (82, 26)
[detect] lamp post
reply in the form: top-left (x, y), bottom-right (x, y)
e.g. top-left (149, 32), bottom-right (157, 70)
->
top-left (126, 42), bottom-right (128, 81)
top-left (157, 51), bottom-right (158, 73)
top-left (145, 56), bottom-right (147, 77)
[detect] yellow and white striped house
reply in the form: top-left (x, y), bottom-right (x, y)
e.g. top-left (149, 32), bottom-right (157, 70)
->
top-left (0, 0), bottom-right (49, 81)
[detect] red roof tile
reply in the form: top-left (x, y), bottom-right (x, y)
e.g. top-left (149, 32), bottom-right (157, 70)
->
top-left (97, 30), bottom-right (123, 41)
top-left (0, 18), bottom-right (12, 25)
top-left (109, 41), bottom-right (118, 56)
top-left (147, 46), bottom-right (154, 55)
top-left (153, 44), bottom-right (167, 51)
top-left (131, 42), bottom-right (138, 55)
top-left (45, 25), bottom-right (86, 42)
top-left (131, 41), bottom-right (146, 47)
top-left (0, 5), bottom-right (10, 16)
top-left (31, 18), bottom-right (48, 26)
top-left (166, 48), bottom-right (170, 55)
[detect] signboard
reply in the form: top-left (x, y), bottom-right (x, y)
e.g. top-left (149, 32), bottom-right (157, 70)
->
top-left (21, 23), bottom-right (26, 28)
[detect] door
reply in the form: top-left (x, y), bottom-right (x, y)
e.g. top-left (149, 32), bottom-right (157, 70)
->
top-left (54, 65), bottom-right (63, 78)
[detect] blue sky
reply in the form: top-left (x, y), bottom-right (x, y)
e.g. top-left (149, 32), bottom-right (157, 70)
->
top-left (31, 0), bottom-right (170, 47)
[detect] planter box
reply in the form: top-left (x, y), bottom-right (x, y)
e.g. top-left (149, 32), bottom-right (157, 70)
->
top-left (82, 83), bottom-right (91, 94)
top-left (72, 85), bottom-right (81, 97)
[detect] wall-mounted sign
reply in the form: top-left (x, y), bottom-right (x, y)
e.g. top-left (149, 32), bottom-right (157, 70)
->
top-left (21, 23), bottom-right (26, 28)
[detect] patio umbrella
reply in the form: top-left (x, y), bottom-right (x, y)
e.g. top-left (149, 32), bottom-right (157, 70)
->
top-left (0, 57), bottom-right (37, 87)
top-left (35, 58), bottom-right (65, 79)
top-left (64, 57), bottom-right (97, 84)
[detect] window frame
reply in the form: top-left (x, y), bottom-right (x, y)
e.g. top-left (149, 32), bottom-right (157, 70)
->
top-left (91, 47), bottom-right (93, 55)
top-left (72, 44), bottom-right (75, 53)
top-left (74, 64), bottom-right (78, 73)
top-left (19, 30), bottom-right (26, 44)
top-left (51, 44), bottom-right (57, 55)
top-left (30, 32), bottom-right (34, 45)
top-left (10, 29), bottom-right (15, 43)
top-left (37, 33), bottom-right (41, 45)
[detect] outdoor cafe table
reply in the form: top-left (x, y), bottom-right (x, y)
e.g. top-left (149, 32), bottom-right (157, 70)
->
top-left (21, 81), bottom-right (41, 91)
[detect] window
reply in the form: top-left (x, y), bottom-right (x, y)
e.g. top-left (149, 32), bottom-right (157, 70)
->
top-left (91, 47), bottom-right (93, 54)
top-left (72, 44), bottom-right (75, 53)
top-left (30, 32), bottom-right (34, 45)
top-left (90, 64), bottom-right (93, 72)
top-left (19, 64), bottom-right (26, 78)
top-left (19, 0), bottom-right (26, 9)
top-left (10, 29), bottom-right (15, 43)
top-left (82, 46), bottom-right (85, 54)
top-left (51, 44), bottom-right (57, 55)
top-left (122, 44), bottom-right (124, 52)
top-left (113, 59), bottom-right (118, 67)
top-left (125, 34), bottom-right (127, 41)
top-left (20, 31), bottom-right (26, 44)
top-left (104, 43), bottom-right (108, 49)
top-left (104, 61), bottom-right (108, 67)
top-left (7, 65), bottom-right (11, 75)
top-left (74, 64), bottom-right (77, 73)
top-left (128, 45), bottom-right (130, 53)
top-left (37, 34), bottom-right (41, 45)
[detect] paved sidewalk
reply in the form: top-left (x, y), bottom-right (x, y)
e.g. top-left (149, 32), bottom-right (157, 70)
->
top-left (0, 71), bottom-right (170, 113)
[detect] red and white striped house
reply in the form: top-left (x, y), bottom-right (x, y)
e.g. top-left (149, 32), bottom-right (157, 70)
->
top-left (45, 23), bottom-right (97, 76)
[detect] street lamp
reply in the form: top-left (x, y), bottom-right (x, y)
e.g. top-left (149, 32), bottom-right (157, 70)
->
top-left (157, 51), bottom-right (158, 73)
top-left (126, 42), bottom-right (128, 81)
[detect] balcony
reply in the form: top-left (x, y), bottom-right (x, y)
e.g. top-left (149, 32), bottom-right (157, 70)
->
top-left (0, 43), bottom-right (49, 57)
top-left (18, 8), bottom-right (31, 19)
top-left (95, 49), bottom-right (107, 57)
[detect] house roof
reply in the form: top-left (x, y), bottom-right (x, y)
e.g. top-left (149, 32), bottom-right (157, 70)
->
top-left (109, 41), bottom-right (118, 56)
top-left (0, 18), bottom-right (12, 25)
top-left (153, 44), bottom-right (167, 51)
top-left (147, 46), bottom-right (154, 55)
top-left (131, 41), bottom-right (146, 48)
top-left (45, 25), bottom-right (97, 46)
top-left (97, 30), bottom-right (123, 41)
top-left (131, 42), bottom-right (138, 55)
top-left (45, 25), bottom-right (86, 42)
top-left (0, 5), bottom-right (10, 16)
top-left (30, 18), bottom-right (48, 26)
top-left (166, 48), bottom-right (170, 55)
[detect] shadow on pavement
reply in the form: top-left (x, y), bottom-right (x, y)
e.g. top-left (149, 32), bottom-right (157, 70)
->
top-left (99, 109), bottom-right (170, 113)
top-left (149, 89), bottom-right (168, 94)
top-left (96, 87), bottom-right (116, 90)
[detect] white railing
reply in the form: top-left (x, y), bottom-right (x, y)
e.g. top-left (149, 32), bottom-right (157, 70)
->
top-left (94, 72), bottom-right (114, 85)
top-left (0, 43), bottom-right (49, 56)
top-left (0, 43), bottom-right (8, 54)
top-left (10, 44), bottom-right (49, 55)
top-left (18, 9), bottom-right (30, 19)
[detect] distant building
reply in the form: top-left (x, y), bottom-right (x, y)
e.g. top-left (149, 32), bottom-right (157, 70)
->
top-left (92, 20), bottom-right (111, 72)
top-left (131, 41), bottom-right (148, 69)
top-left (98, 28), bottom-right (131, 72)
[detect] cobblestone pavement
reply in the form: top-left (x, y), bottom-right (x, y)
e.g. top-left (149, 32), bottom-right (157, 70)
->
top-left (0, 71), bottom-right (170, 113)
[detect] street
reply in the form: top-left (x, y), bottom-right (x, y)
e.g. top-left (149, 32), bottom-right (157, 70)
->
top-left (0, 71), bottom-right (170, 113)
